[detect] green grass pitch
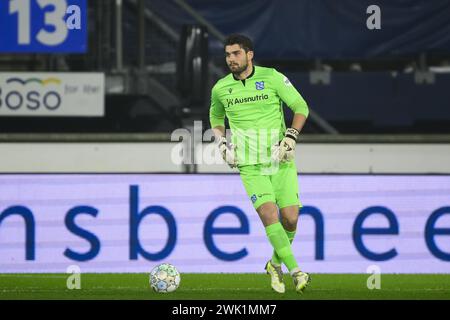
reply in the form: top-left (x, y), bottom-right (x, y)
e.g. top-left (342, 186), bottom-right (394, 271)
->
top-left (1, 274), bottom-right (450, 300)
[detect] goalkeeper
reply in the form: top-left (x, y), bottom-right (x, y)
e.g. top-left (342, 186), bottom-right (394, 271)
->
top-left (209, 34), bottom-right (311, 293)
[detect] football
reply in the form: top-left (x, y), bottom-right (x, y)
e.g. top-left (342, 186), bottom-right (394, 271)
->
top-left (149, 263), bottom-right (181, 293)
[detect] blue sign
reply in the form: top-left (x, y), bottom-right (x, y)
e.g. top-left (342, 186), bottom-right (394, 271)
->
top-left (0, 0), bottom-right (87, 53)
top-left (1, 175), bottom-right (450, 273)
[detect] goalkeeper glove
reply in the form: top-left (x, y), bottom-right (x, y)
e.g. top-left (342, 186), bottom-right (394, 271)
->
top-left (217, 136), bottom-right (237, 168)
top-left (273, 128), bottom-right (299, 162)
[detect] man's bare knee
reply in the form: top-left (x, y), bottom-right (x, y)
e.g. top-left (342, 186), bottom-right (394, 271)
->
top-left (281, 215), bottom-right (298, 230)
top-left (256, 202), bottom-right (279, 227)
top-left (280, 206), bottom-right (299, 231)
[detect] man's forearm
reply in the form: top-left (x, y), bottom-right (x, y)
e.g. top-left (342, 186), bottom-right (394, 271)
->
top-left (291, 113), bottom-right (307, 133)
top-left (212, 126), bottom-right (226, 139)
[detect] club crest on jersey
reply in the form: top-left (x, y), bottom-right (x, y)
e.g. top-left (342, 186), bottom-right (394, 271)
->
top-left (228, 88), bottom-right (233, 94)
top-left (255, 81), bottom-right (265, 90)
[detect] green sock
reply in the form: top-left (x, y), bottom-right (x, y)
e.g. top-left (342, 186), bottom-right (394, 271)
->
top-left (271, 229), bottom-right (296, 266)
top-left (265, 222), bottom-right (298, 272)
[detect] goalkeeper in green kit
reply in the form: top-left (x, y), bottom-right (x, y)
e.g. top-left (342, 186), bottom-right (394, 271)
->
top-left (209, 34), bottom-right (311, 293)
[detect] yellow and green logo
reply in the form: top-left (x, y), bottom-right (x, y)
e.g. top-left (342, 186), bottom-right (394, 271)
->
top-left (6, 78), bottom-right (61, 86)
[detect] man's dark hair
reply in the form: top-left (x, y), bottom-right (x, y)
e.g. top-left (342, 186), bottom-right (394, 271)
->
top-left (224, 34), bottom-right (254, 53)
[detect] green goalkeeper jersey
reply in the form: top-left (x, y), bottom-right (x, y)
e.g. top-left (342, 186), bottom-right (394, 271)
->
top-left (209, 65), bottom-right (309, 166)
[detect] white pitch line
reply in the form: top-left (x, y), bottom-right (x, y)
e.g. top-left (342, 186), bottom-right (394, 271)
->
top-left (0, 274), bottom-right (67, 278)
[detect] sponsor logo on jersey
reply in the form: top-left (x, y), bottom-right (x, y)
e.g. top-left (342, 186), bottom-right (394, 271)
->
top-left (225, 94), bottom-right (269, 108)
top-left (255, 81), bottom-right (265, 90)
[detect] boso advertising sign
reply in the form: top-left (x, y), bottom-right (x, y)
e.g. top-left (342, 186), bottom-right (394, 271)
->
top-left (0, 0), bottom-right (87, 53)
top-left (0, 174), bottom-right (449, 273)
top-left (0, 73), bottom-right (104, 116)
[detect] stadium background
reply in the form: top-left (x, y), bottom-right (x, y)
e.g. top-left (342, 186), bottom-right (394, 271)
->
top-left (0, 0), bottom-right (450, 299)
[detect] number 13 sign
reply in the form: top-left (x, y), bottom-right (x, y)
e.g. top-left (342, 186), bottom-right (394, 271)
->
top-left (0, 0), bottom-right (87, 53)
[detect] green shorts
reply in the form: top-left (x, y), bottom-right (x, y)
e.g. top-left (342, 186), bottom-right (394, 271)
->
top-left (238, 161), bottom-right (302, 210)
